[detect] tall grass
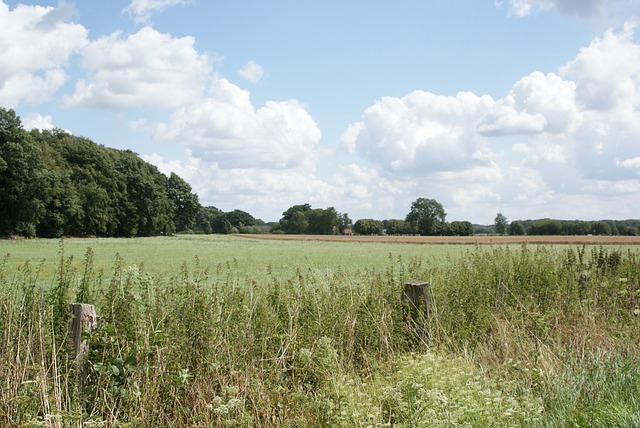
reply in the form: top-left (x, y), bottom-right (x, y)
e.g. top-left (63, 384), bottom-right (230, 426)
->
top-left (1, 242), bottom-right (638, 426)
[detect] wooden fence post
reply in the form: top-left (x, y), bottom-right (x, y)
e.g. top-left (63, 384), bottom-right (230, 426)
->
top-left (69, 303), bottom-right (98, 384)
top-left (402, 280), bottom-right (430, 326)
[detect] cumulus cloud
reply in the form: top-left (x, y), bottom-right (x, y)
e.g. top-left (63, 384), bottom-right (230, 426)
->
top-left (238, 61), bottom-right (264, 84)
top-left (0, 1), bottom-right (88, 107)
top-left (124, 0), bottom-right (193, 25)
top-left (478, 72), bottom-right (581, 136)
top-left (341, 22), bottom-right (640, 220)
top-left (144, 150), bottom-right (338, 220)
top-left (341, 90), bottom-right (495, 174)
top-left (65, 27), bottom-right (211, 110)
top-left (21, 113), bottom-right (55, 131)
top-left (136, 77), bottom-right (321, 170)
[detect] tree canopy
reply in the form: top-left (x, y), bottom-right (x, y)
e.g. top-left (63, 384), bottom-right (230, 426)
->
top-left (405, 197), bottom-right (447, 236)
top-left (0, 108), bottom-right (199, 238)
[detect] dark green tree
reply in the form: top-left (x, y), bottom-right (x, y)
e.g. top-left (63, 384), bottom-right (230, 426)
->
top-left (167, 172), bottom-right (200, 232)
top-left (448, 221), bottom-right (474, 236)
top-left (405, 197), bottom-right (447, 236)
top-left (508, 221), bottom-right (526, 236)
top-left (494, 213), bottom-right (508, 236)
top-left (384, 219), bottom-right (411, 235)
top-left (0, 108), bottom-right (53, 236)
top-left (338, 212), bottom-right (352, 234)
top-left (353, 219), bottom-right (384, 235)
top-left (307, 207), bottom-right (340, 235)
top-left (288, 210), bottom-right (309, 234)
top-left (280, 203), bottom-right (312, 233)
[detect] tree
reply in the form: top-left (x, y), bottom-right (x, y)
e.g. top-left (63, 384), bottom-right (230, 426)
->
top-left (448, 221), bottom-right (474, 236)
top-left (494, 213), bottom-right (508, 236)
top-left (508, 221), bottom-right (526, 236)
top-left (307, 207), bottom-right (339, 235)
top-left (338, 213), bottom-right (352, 234)
top-left (0, 108), bottom-right (52, 236)
top-left (167, 172), bottom-right (200, 232)
top-left (385, 219), bottom-right (411, 235)
top-left (288, 211), bottom-right (309, 234)
top-left (405, 197), bottom-right (446, 236)
top-left (280, 203), bottom-right (312, 233)
top-left (353, 219), bottom-right (384, 235)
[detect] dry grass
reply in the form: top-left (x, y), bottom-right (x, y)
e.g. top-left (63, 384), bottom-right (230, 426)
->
top-left (239, 233), bottom-right (640, 245)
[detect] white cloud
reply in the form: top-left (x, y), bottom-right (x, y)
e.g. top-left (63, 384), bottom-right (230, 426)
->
top-left (478, 72), bottom-right (581, 136)
top-left (341, 90), bottom-right (495, 174)
top-left (145, 150), bottom-right (338, 220)
top-left (136, 77), bottom-right (321, 170)
top-left (0, 1), bottom-right (88, 107)
top-left (339, 22), bottom-right (640, 222)
top-left (496, 0), bottom-right (639, 21)
top-left (65, 27), bottom-right (211, 110)
top-left (21, 113), bottom-right (55, 131)
top-left (124, 0), bottom-right (193, 25)
top-left (238, 61), bottom-right (264, 84)
top-left (560, 21), bottom-right (640, 111)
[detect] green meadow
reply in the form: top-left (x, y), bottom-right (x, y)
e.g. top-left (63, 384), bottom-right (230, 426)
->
top-left (1, 236), bottom-right (639, 427)
top-left (0, 235), bottom-right (460, 284)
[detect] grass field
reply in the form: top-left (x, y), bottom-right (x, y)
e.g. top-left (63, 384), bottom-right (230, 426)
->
top-left (1, 235), bottom-right (639, 426)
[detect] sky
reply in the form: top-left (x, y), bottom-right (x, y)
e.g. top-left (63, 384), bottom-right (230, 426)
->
top-left (2, 0), bottom-right (640, 224)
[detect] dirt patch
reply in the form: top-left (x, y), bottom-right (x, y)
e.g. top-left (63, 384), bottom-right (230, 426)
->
top-left (238, 234), bottom-right (640, 245)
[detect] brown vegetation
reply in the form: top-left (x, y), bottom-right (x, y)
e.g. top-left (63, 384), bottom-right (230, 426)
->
top-left (240, 234), bottom-right (640, 245)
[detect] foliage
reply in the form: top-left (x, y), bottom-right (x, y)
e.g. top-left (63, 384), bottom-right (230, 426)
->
top-left (495, 212), bottom-right (508, 235)
top-left (443, 220), bottom-right (475, 236)
top-left (279, 203), bottom-right (343, 235)
top-left (0, 108), bottom-right (53, 236)
top-left (509, 220), bottom-right (526, 236)
top-left (405, 197), bottom-right (447, 235)
top-left (384, 219), bottom-right (413, 235)
top-left (167, 172), bottom-right (200, 233)
top-left (353, 218), bottom-right (384, 235)
top-left (0, 109), bottom-right (199, 237)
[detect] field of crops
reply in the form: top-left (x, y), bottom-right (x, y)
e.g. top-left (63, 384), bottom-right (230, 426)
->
top-left (1, 235), bottom-right (639, 426)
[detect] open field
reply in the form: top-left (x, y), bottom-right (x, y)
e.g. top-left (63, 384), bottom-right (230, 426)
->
top-left (2, 235), bottom-right (640, 426)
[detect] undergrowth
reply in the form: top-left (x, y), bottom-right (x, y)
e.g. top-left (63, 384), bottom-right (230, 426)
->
top-left (0, 243), bottom-right (638, 426)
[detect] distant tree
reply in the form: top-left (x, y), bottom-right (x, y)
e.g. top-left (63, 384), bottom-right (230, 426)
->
top-left (225, 209), bottom-right (260, 228)
top-left (288, 210), bottom-right (309, 234)
top-left (353, 219), bottom-right (384, 235)
top-left (405, 197), bottom-right (446, 236)
top-left (307, 207), bottom-right (339, 235)
top-left (508, 221), bottom-right (526, 236)
top-left (592, 221), bottom-right (612, 236)
top-left (338, 213), bottom-right (352, 234)
top-left (494, 213), bottom-right (508, 236)
top-left (280, 203), bottom-right (312, 233)
top-left (384, 219), bottom-right (411, 235)
top-left (448, 221), bottom-right (474, 236)
top-left (527, 219), bottom-right (562, 235)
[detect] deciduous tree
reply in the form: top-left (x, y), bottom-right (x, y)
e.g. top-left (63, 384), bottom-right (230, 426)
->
top-left (405, 197), bottom-right (446, 236)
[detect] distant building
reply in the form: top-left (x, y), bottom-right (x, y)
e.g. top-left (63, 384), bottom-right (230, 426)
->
top-left (343, 228), bottom-right (353, 235)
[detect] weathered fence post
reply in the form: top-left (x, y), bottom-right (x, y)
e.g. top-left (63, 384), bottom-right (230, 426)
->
top-left (69, 303), bottom-right (98, 384)
top-left (402, 280), bottom-right (431, 327)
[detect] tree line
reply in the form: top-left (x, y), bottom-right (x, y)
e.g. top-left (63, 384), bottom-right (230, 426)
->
top-left (2, 107), bottom-right (637, 238)
top-left (492, 214), bottom-right (639, 237)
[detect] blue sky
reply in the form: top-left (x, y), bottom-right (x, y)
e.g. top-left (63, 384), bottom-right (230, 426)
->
top-left (2, 0), bottom-right (640, 224)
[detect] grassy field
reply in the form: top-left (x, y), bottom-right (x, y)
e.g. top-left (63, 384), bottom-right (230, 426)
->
top-left (1, 235), bottom-right (639, 426)
top-left (0, 235), bottom-right (466, 285)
